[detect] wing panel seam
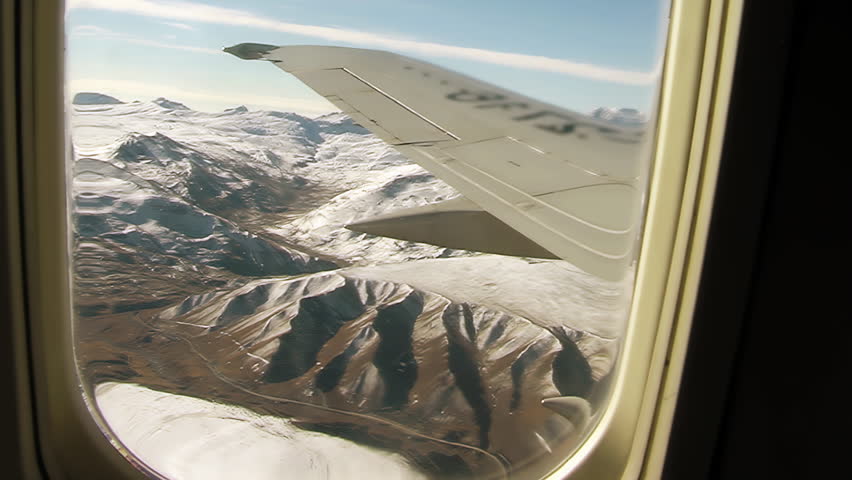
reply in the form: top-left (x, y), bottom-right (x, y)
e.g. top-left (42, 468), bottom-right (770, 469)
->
top-left (340, 67), bottom-right (461, 141)
top-left (532, 182), bottom-right (634, 199)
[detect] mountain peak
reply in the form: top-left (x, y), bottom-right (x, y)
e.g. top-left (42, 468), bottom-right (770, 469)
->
top-left (152, 97), bottom-right (190, 110)
top-left (224, 105), bottom-right (249, 114)
top-left (313, 111), bottom-right (349, 123)
top-left (73, 92), bottom-right (124, 105)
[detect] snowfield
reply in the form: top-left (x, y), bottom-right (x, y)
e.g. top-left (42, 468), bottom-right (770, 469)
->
top-left (96, 382), bottom-right (427, 480)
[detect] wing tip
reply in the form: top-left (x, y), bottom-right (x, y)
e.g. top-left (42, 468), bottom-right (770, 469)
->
top-left (223, 43), bottom-right (278, 60)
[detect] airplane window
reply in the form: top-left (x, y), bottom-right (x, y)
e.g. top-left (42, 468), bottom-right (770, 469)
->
top-left (67, 1), bottom-right (670, 478)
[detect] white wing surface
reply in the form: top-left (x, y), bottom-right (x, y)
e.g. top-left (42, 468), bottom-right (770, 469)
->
top-left (225, 43), bottom-right (650, 280)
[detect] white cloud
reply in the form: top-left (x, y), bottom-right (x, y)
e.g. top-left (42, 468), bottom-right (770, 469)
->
top-left (161, 21), bottom-right (196, 31)
top-left (71, 25), bottom-right (113, 36)
top-left (67, 77), bottom-right (338, 115)
top-left (70, 24), bottom-right (220, 55)
top-left (123, 37), bottom-right (220, 55)
top-left (67, 0), bottom-right (656, 85)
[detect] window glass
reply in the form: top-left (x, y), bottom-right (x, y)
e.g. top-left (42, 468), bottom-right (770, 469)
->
top-left (67, 1), bottom-right (670, 478)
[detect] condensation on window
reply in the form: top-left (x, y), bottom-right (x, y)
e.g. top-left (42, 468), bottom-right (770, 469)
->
top-left (67, 1), bottom-right (670, 478)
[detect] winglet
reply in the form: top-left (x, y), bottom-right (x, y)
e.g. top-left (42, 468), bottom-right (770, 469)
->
top-left (541, 396), bottom-right (592, 429)
top-left (223, 43), bottom-right (277, 60)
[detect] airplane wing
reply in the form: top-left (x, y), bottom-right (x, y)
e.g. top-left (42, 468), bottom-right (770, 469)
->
top-left (225, 43), bottom-right (649, 280)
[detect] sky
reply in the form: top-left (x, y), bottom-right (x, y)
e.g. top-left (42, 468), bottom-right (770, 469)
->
top-left (66, 0), bottom-right (671, 116)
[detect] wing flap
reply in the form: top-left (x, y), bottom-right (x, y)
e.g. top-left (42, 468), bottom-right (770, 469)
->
top-left (538, 184), bottom-right (635, 232)
top-left (398, 143), bottom-right (636, 273)
top-left (442, 137), bottom-right (598, 195)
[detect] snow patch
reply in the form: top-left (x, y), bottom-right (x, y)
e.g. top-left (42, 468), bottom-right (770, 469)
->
top-left (95, 382), bottom-right (427, 480)
top-left (153, 97), bottom-right (190, 110)
top-left (345, 255), bottom-right (632, 339)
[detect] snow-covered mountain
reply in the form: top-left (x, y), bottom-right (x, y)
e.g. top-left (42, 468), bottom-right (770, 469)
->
top-left (72, 92), bottom-right (124, 105)
top-left (151, 255), bottom-right (625, 472)
top-left (72, 156), bottom-right (337, 315)
top-left (70, 95), bottom-right (471, 313)
top-left (71, 96), bottom-right (459, 261)
top-left (271, 164), bottom-right (469, 264)
top-left (151, 97), bottom-right (189, 110)
top-left (71, 95), bottom-right (634, 479)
